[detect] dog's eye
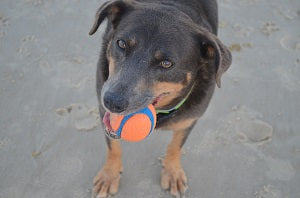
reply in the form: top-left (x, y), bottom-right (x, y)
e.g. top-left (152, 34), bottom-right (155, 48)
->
top-left (117, 40), bottom-right (126, 49)
top-left (160, 60), bottom-right (173, 68)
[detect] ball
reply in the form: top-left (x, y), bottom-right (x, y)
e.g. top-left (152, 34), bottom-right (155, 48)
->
top-left (109, 104), bottom-right (157, 142)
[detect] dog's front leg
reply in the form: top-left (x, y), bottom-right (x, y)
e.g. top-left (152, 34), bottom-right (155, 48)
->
top-left (93, 137), bottom-right (122, 198)
top-left (161, 118), bottom-right (197, 197)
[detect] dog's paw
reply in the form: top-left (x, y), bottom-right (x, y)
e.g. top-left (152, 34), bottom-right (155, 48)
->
top-left (161, 165), bottom-right (188, 197)
top-left (92, 166), bottom-right (122, 198)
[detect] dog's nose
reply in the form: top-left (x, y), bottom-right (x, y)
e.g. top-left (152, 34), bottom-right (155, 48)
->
top-left (103, 92), bottom-right (129, 113)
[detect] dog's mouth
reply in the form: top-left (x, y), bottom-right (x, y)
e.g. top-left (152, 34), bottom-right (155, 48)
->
top-left (103, 92), bottom-right (169, 139)
top-left (152, 92), bottom-right (169, 106)
top-left (103, 112), bottom-right (120, 139)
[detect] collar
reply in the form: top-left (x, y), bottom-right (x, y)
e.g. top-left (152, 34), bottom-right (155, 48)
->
top-left (155, 83), bottom-right (195, 115)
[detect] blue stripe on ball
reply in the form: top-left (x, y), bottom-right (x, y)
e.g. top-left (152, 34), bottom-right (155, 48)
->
top-left (116, 106), bottom-right (155, 138)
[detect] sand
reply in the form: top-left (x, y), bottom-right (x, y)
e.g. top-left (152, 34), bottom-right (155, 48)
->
top-left (0, 0), bottom-right (299, 197)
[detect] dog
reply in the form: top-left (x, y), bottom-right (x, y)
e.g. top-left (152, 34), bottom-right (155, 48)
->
top-left (89, 0), bottom-right (232, 197)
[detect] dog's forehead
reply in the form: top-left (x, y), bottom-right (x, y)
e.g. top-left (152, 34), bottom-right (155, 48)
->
top-left (116, 9), bottom-right (190, 43)
top-left (115, 14), bottom-right (193, 60)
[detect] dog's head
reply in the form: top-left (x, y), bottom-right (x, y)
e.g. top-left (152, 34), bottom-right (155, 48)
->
top-left (90, 0), bottom-right (232, 115)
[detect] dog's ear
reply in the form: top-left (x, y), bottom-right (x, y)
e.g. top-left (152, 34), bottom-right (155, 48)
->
top-left (197, 28), bottom-right (232, 88)
top-left (89, 0), bottom-right (135, 35)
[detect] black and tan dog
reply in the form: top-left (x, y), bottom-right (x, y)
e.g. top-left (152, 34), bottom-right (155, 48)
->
top-left (89, 0), bottom-right (232, 197)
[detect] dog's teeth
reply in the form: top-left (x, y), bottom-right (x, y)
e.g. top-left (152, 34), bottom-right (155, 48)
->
top-left (104, 128), bottom-right (121, 139)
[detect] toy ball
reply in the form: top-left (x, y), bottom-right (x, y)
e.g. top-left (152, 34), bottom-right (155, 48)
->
top-left (107, 104), bottom-right (156, 142)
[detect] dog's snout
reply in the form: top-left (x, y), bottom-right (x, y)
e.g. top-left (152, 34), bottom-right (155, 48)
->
top-left (103, 92), bottom-right (129, 113)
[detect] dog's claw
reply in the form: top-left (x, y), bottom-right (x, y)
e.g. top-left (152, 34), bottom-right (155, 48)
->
top-left (161, 166), bottom-right (188, 197)
top-left (93, 166), bottom-right (121, 198)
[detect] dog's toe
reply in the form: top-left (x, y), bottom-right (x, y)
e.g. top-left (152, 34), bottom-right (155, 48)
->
top-left (93, 167), bottom-right (121, 198)
top-left (161, 166), bottom-right (187, 197)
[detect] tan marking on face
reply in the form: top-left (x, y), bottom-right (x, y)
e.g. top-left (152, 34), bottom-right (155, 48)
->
top-left (153, 82), bottom-right (185, 109)
top-left (186, 72), bottom-right (192, 82)
top-left (183, 72), bottom-right (192, 85)
top-left (111, 6), bottom-right (120, 15)
top-left (165, 118), bottom-right (197, 131)
top-left (154, 51), bottom-right (163, 60)
top-left (128, 39), bottom-right (136, 47)
top-left (106, 40), bottom-right (112, 59)
top-left (106, 41), bottom-right (116, 77)
top-left (207, 45), bottom-right (215, 58)
top-left (108, 55), bottom-right (116, 77)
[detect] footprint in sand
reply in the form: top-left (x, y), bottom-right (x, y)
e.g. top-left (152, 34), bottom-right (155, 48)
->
top-left (261, 22), bottom-right (279, 36)
top-left (235, 119), bottom-right (273, 144)
top-left (280, 35), bottom-right (300, 51)
top-left (222, 105), bottom-right (273, 145)
top-left (0, 13), bottom-right (9, 38)
top-left (55, 103), bottom-right (100, 131)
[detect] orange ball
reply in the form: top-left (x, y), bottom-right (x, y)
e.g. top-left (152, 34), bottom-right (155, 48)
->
top-left (109, 104), bottom-right (156, 142)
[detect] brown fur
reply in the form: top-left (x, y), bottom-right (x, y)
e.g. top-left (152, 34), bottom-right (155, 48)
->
top-left (111, 5), bottom-right (120, 15)
top-left (128, 39), bottom-right (136, 47)
top-left (154, 50), bottom-right (163, 60)
top-left (153, 82), bottom-right (185, 109)
top-left (161, 128), bottom-right (192, 196)
top-left (108, 56), bottom-right (116, 76)
top-left (183, 72), bottom-right (192, 85)
top-left (93, 140), bottom-right (122, 197)
top-left (207, 45), bottom-right (215, 58)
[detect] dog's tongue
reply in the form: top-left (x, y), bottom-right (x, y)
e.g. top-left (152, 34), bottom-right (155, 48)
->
top-left (103, 112), bottom-right (113, 132)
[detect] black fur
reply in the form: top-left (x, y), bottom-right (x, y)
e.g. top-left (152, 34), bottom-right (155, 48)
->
top-left (91, 0), bottom-right (231, 160)
top-left (90, 0), bottom-right (232, 196)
